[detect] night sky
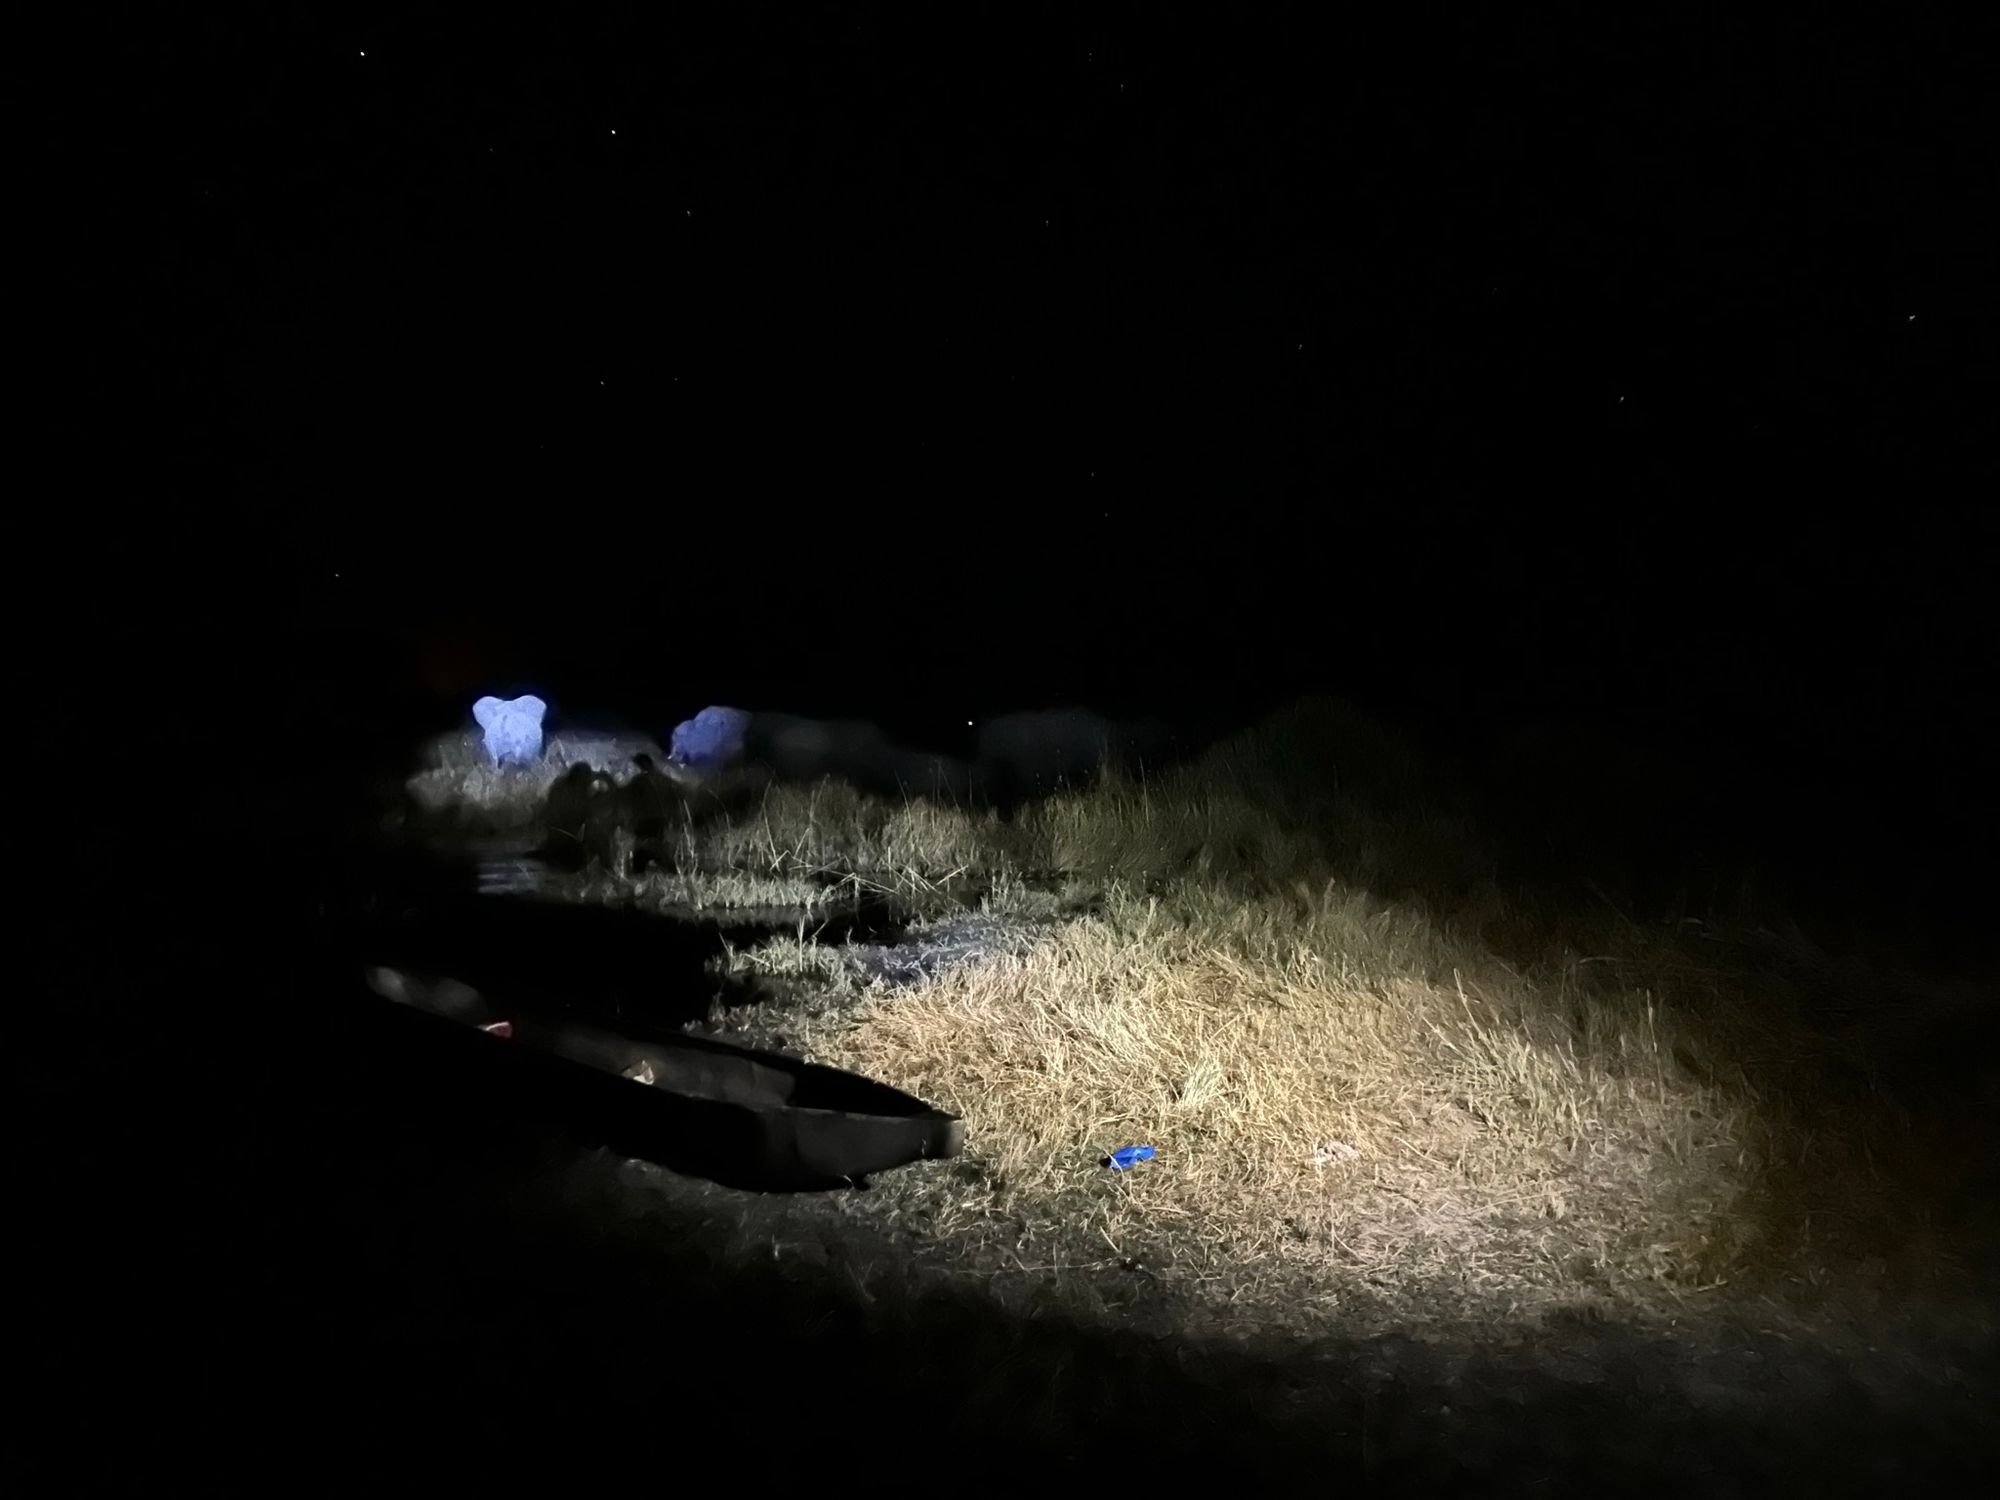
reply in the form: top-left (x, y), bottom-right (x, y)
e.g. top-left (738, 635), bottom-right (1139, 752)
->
top-left (90, 8), bottom-right (1991, 911)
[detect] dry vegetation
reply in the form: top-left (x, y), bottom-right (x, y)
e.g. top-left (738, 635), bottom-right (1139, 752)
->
top-left (408, 698), bottom-right (1993, 1344)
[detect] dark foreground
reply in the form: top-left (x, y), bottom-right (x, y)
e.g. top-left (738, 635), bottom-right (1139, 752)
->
top-left (25, 855), bottom-right (1997, 1495)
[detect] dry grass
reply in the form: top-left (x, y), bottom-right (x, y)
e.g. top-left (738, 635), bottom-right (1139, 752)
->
top-left (412, 696), bottom-right (1993, 1342)
top-left (405, 727), bottom-right (666, 829)
top-left (685, 778), bottom-right (995, 888)
top-left (745, 876), bottom-right (1769, 1334)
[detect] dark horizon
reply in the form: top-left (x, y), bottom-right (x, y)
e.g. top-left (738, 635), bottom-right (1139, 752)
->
top-left (107, 8), bottom-right (1987, 747)
top-left (113, 11), bottom-right (1986, 942)
top-left (74, 6), bottom-right (1992, 969)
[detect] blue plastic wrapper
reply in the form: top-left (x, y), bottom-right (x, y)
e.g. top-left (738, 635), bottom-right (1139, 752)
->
top-left (1106, 1144), bottom-right (1156, 1170)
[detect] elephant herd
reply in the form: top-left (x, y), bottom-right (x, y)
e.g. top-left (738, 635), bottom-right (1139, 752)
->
top-left (665, 705), bottom-right (1181, 814)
